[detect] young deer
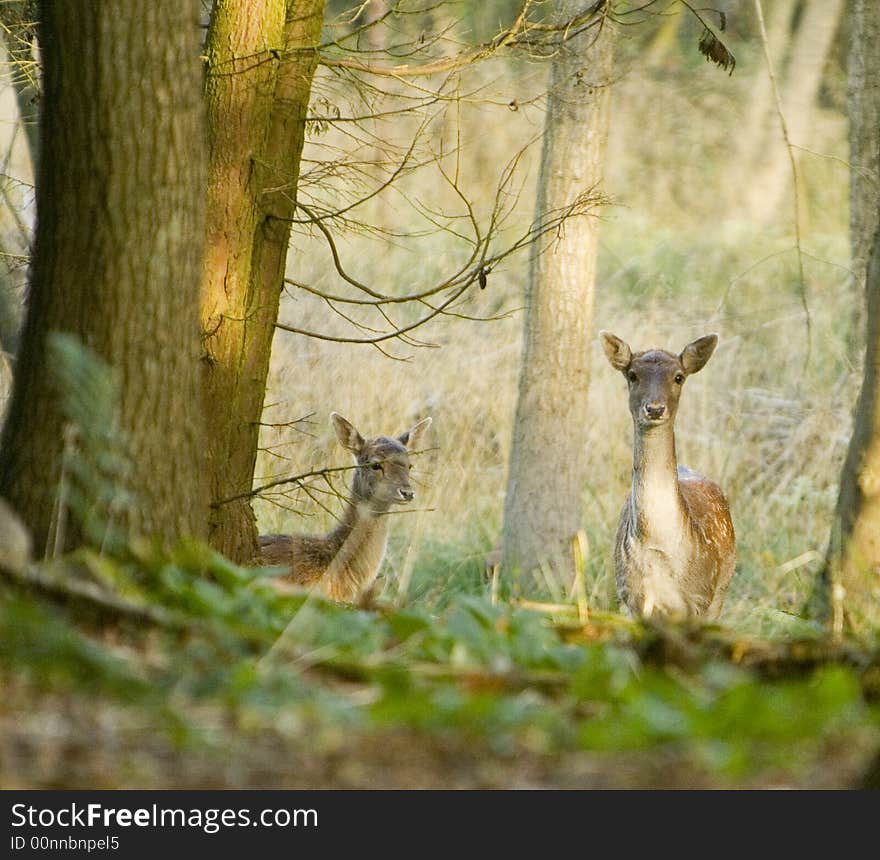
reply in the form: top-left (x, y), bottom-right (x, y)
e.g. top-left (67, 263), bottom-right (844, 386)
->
top-left (259, 412), bottom-right (432, 602)
top-left (600, 332), bottom-right (735, 620)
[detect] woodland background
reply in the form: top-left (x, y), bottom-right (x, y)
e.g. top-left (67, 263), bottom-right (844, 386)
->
top-left (0, 0), bottom-right (879, 789)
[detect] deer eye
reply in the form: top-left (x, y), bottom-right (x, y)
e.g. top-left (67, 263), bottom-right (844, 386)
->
top-left (627, 371), bottom-right (637, 383)
top-left (674, 373), bottom-right (684, 384)
top-left (370, 462), bottom-right (382, 471)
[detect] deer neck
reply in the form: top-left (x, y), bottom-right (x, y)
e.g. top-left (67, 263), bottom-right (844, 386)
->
top-left (630, 422), bottom-right (686, 542)
top-left (332, 483), bottom-right (391, 546)
top-left (321, 486), bottom-right (392, 597)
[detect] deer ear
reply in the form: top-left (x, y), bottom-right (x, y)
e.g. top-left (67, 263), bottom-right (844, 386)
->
top-left (680, 334), bottom-right (718, 375)
top-left (399, 416), bottom-right (431, 451)
top-left (600, 331), bottom-right (632, 372)
top-left (331, 412), bottom-right (365, 453)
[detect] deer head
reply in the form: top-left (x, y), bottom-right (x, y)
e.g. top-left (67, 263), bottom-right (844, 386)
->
top-left (331, 412), bottom-right (432, 508)
top-left (600, 332), bottom-right (718, 430)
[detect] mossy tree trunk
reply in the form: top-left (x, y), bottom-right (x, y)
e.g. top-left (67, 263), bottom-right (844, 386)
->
top-left (824, 222), bottom-right (880, 631)
top-left (0, 0), bottom-right (208, 551)
top-left (201, 0), bottom-right (325, 563)
top-left (501, 6), bottom-right (614, 586)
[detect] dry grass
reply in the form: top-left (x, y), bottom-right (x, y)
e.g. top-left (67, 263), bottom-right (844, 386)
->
top-left (255, 250), bottom-right (855, 634)
top-left (255, 45), bottom-right (857, 636)
top-left (0, 20), bottom-right (856, 637)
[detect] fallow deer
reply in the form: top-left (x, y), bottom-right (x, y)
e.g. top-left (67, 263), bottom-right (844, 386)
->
top-left (259, 412), bottom-right (431, 602)
top-left (600, 332), bottom-right (735, 620)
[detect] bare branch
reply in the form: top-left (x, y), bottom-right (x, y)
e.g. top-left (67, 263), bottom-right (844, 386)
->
top-left (752, 0), bottom-right (811, 371)
top-left (314, 1), bottom-right (610, 77)
top-left (278, 183), bottom-right (605, 344)
top-left (213, 465), bottom-right (357, 508)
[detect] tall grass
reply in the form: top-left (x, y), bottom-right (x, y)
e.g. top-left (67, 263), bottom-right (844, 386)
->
top-left (255, 43), bottom-right (856, 637)
top-left (0, 18), bottom-right (853, 638)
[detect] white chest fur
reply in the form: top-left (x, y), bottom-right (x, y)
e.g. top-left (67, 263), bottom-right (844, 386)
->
top-left (624, 473), bottom-right (692, 616)
top-left (623, 537), bottom-right (689, 617)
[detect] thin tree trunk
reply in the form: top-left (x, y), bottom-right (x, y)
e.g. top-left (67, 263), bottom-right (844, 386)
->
top-left (0, 0), bottom-right (208, 550)
top-left (848, 0), bottom-right (880, 295)
top-left (357, 0), bottom-right (387, 54)
top-left (201, 0), bottom-right (325, 563)
top-left (0, 0), bottom-right (38, 308)
top-left (744, 0), bottom-right (843, 223)
top-left (813, 0), bottom-right (880, 631)
top-left (645, 4), bottom-right (683, 67)
top-left (822, 221), bottom-right (880, 631)
top-left (501, 8), bottom-right (613, 586)
top-left (735, 0), bottom-right (796, 178)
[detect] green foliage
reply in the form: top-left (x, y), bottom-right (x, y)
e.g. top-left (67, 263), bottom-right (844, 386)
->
top-left (48, 332), bottom-right (134, 550)
top-left (6, 534), bottom-right (878, 786)
top-left (398, 538), bottom-right (488, 608)
top-left (577, 661), bottom-right (869, 776)
top-left (0, 595), bottom-right (150, 699)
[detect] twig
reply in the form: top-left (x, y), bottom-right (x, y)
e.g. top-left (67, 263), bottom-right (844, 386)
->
top-left (212, 464), bottom-right (356, 508)
top-left (753, 0), bottom-right (812, 373)
top-left (314, 1), bottom-right (607, 78)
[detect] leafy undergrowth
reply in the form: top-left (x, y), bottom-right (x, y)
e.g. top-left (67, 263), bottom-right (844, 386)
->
top-left (1, 541), bottom-right (879, 789)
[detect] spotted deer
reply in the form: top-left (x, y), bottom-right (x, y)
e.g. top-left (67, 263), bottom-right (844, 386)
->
top-left (600, 332), bottom-right (735, 620)
top-left (259, 412), bottom-right (431, 603)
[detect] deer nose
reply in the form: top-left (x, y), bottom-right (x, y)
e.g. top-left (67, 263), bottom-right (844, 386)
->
top-left (399, 487), bottom-right (415, 502)
top-left (644, 403), bottom-right (666, 420)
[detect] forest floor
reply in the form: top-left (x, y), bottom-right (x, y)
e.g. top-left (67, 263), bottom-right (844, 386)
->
top-left (2, 684), bottom-right (876, 790)
top-left (3, 550), bottom-right (879, 791)
top-left (3, 654), bottom-right (878, 790)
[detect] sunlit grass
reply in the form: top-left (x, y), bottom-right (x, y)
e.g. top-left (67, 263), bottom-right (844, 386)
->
top-left (255, 59), bottom-right (856, 638)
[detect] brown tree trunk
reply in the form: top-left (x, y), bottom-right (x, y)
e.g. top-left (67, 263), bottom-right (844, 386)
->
top-left (501, 8), bottom-right (614, 587)
top-left (0, 0), bottom-right (208, 551)
top-left (201, 0), bottom-right (325, 563)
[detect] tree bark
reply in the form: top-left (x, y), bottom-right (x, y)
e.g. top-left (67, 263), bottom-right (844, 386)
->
top-left (0, 0), bottom-right (208, 550)
top-left (201, 0), bottom-right (325, 564)
top-left (821, 219), bottom-right (880, 631)
top-left (815, 0), bottom-right (880, 632)
top-left (848, 0), bottom-right (880, 294)
top-left (501, 8), bottom-right (613, 586)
